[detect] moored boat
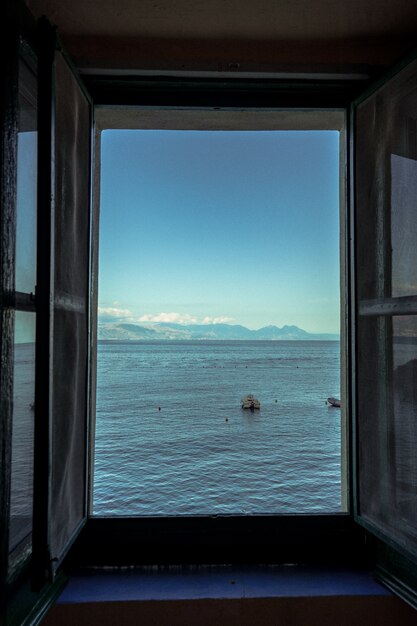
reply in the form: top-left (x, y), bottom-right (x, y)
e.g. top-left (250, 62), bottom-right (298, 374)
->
top-left (327, 397), bottom-right (341, 407)
top-left (241, 394), bottom-right (260, 410)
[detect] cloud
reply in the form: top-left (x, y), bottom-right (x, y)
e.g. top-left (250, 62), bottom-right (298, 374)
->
top-left (201, 316), bottom-right (235, 325)
top-left (137, 312), bottom-right (199, 325)
top-left (98, 308), bottom-right (235, 326)
top-left (136, 312), bottom-right (235, 325)
top-left (98, 306), bottom-right (133, 322)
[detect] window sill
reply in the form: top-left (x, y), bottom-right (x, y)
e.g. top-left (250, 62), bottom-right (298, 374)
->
top-left (51, 565), bottom-right (390, 603)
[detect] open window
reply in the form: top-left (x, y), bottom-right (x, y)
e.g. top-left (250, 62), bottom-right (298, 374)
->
top-left (91, 108), bottom-right (347, 520)
top-left (3, 8), bottom-right (417, 624)
top-left (77, 101), bottom-right (359, 568)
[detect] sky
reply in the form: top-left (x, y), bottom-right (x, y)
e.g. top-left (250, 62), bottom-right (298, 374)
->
top-left (99, 129), bottom-right (340, 334)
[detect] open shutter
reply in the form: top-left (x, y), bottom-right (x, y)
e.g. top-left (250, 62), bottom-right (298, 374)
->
top-left (353, 52), bottom-right (417, 604)
top-left (2, 7), bottom-right (91, 623)
top-left (33, 18), bottom-right (92, 583)
top-left (50, 45), bottom-right (91, 571)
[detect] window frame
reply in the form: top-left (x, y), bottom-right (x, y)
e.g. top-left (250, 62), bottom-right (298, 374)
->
top-left (72, 77), bottom-right (365, 568)
top-left (91, 105), bottom-right (348, 520)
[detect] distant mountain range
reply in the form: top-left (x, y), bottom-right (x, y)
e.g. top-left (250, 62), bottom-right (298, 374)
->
top-left (98, 322), bottom-right (339, 341)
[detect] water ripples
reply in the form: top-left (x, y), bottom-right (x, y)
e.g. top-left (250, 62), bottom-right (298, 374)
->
top-left (93, 340), bottom-right (342, 516)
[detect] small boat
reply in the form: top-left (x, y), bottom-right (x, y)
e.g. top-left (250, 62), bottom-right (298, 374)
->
top-left (327, 397), bottom-right (341, 408)
top-left (241, 394), bottom-right (260, 410)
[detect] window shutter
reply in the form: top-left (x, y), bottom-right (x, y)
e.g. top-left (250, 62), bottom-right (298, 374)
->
top-left (33, 19), bottom-right (92, 582)
top-left (353, 53), bottom-right (417, 604)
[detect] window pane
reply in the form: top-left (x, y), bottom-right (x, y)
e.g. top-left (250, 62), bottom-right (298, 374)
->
top-left (356, 58), bottom-right (417, 302)
top-left (9, 312), bottom-right (36, 554)
top-left (357, 314), bottom-right (417, 554)
top-left (94, 124), bottom-right (343, 516)
top-left (16, 58), bottom-right (37, 294)
top-left (391, 154), bottom-right (417, 298)
top-left (8, 51), bottom-right (38, 568)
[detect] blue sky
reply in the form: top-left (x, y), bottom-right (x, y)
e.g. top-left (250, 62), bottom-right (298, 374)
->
top-left (99, 129), bottom-right (340, 333)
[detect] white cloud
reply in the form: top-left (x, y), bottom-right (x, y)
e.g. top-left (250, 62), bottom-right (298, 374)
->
top-left (98, 306), bottom-right (132, 320)
top-left (136, 312), bottom-right (235, 325)
top-left (137, 312), bottom-right (198, 325)
top-left (98, 308), bottom-right (235, 326)
top-left (201, 316), bottom-right (235, 325)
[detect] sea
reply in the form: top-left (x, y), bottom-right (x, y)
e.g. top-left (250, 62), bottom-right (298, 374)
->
top-left (93, 340), bottom-right (342, 516)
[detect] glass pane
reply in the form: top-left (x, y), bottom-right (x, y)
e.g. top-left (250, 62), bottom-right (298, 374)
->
top-left (391, 154), bottom-right (417, 297)
top-left (356, 58), bottom-right (417, 302)
top-left (9, 312), bottom-right (36, 554)
top-left (357, 314), bottom-right (417, 553)
top-left (16, 57), bottom-right (37, 294)
top-left (94, 123), bottom-right (343, 516)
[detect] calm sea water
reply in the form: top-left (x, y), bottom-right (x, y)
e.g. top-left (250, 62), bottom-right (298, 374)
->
top-left (93, 340), bottom-right (342, 516)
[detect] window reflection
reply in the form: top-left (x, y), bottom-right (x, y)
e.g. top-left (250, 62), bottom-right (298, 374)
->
top-left (9, 53), bottom-right (38, 563)
top-left (358, 314), bottom-right (417, 553)
top-left (9, 312), bottom-right (36, 553)
top-left (16, 58), bottom-right (37, 294)
top-left (391, 154), bottom-right (417, 297)
top-left (392, 316), bottom-right (417, 534)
